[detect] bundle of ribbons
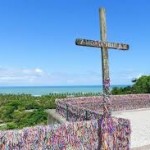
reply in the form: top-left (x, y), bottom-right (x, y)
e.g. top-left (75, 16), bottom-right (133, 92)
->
top-left (56, 94), bottom-right (150, 121)
top-left (0, 118), bottom-right (130, 150)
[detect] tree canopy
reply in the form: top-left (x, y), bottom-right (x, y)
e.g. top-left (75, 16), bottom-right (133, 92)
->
top-left (0, 92), bottom-right (100, 130)
top-left (111, 75), bottom-right (150, 95)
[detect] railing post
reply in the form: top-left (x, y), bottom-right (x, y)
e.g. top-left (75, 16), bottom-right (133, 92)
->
top-left (85, 110), bottom-right (88, 120)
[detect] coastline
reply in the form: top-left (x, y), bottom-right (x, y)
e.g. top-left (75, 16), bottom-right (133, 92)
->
top-left (0, 85), bottom-right (129, 96)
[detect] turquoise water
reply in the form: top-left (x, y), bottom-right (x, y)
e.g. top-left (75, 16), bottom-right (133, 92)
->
top-left (0, 85), bottom-right (128, 96)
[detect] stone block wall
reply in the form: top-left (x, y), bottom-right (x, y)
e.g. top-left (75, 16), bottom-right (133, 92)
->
top-left (56, 94), bottom-right (150, 121)
top-left (0, 118), bottom-right (131, 150)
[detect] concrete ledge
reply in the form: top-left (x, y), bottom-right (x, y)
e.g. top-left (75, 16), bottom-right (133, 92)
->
top-left (46, 109), bottom-right (67, 124)
top-left (132, 144), bottom-right (150, 150)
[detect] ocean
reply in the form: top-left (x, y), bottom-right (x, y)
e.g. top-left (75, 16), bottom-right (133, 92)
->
top-left (0, 85), bottom-right (128, 96)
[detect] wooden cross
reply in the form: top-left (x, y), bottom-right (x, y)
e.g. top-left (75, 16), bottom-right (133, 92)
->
top-left (75, 8), bottom-right (129, 117)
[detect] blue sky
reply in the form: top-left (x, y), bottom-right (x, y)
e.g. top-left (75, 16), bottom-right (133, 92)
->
top-left (0, 0), bottom-right (150, 86)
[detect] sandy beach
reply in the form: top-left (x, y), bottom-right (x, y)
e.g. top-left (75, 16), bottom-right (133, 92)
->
top-left (113, 108), bottom-right (150, 149)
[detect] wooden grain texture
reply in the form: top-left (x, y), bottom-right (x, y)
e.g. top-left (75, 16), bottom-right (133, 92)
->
top-left (75, 38), bottom-right (129, 50)
top-left (99, 8), bottom-right (110, 95)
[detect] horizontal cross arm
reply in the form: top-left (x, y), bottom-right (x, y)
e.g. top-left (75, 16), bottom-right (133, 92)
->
top-left (75, 38), bottom-right (129, 50)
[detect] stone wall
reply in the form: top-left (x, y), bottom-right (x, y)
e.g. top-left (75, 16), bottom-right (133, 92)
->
top-left (0, 118), bottom-right (131, 150)
top-left (56, 94), bottom-right (150, 121)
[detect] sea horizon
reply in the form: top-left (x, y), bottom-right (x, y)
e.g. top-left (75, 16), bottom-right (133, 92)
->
top-left (0, 85), bottom-right (130, 96)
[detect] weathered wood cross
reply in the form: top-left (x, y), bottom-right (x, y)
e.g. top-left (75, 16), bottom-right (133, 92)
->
top-left (75, 8), bottom-right (129, 117)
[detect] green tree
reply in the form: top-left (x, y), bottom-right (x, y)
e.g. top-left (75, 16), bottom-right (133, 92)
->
top-left (111, 75), bottom-right (150, 94)
top-left (132, 75), bottom-right (150, 93)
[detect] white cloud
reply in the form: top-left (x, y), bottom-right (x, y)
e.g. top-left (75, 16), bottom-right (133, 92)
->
top-left (34, 68), bottom-right (44, 74)
top-left (48, 71), bottom-right (101, 85)
top-left (0, 67), bottom-right (144, 86)
top-left (22, 68), bottom-right (44, 76)
top-left (0, 67), bottom-right (102, 86)
top-left (110, 69), bottom-right (144, 85)
top-left (136, 73), bottom-right (142, 79)
top-left (0, 67), bottom-right (48, 85)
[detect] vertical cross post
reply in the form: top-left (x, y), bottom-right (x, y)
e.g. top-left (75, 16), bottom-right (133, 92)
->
top-left (75, 8), bottom-right (129, 118)
top-left (99, 8), bottom-right (111, 117)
